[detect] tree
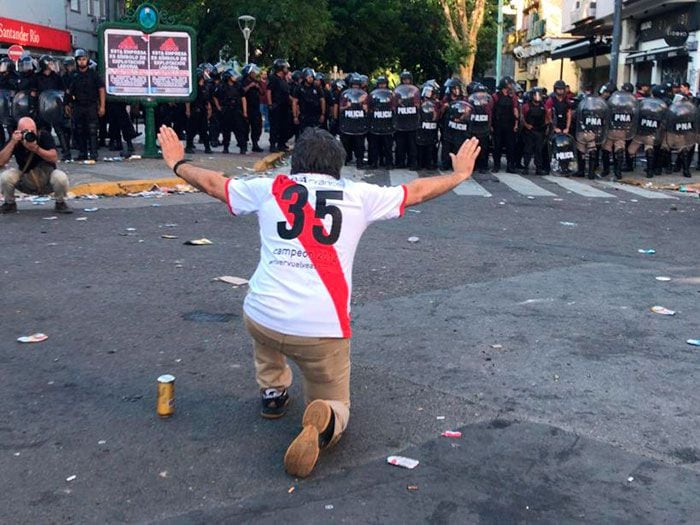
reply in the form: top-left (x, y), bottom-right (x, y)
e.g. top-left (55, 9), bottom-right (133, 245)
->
top-left (438, 0), bottom-right (488, 82)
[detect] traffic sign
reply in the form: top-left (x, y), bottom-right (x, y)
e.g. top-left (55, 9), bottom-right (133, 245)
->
top-left (7, 44), bottom-right (24, 61)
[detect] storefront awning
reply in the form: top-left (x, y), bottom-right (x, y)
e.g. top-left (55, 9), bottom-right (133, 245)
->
top-left (550, 38), bottom-right (611, 61)
top-left (625, 46), bottom-right (688, 64)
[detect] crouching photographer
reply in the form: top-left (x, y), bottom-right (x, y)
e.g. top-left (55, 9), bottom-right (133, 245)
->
top-left (1, 117), bottom-right (72, 214)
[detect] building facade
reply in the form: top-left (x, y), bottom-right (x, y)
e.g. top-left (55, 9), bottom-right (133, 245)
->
top-left (507, 0), bottom-right (580, 91)
top-left (0, 0), bottom-right (126, 59)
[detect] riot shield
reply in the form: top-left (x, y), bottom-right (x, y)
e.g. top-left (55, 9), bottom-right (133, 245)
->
top-left (38, 89), bottom-right (65, 128)
top-left (607, 90), bottom-right (638, 140)
top-left (338, 88), bottom-right (368, 135)
top-left (392, 84), bottom-right (420, 132)
top-left (368, 88), bottom-right (394, 135)
top-left (576, 95), bottom-right (609, 145)
top-left (467, 92), bottom-right (491, 136)
top-left (665, 99), bottom-right (697, 150)
top-left (549, 133), bottom-right (578, 176)
top-left (11, 90), bottom-right (32, 120)
top-left (0, 89), bottom-right (12, 126)
top-left (416, 99), bottom-right (441, 146)
top-left (635, 97), bottom-right (667, 144)
top-left (443, 100), bottom-right (471, 145)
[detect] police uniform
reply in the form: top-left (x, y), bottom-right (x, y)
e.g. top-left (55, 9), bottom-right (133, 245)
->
top-left (66, 66), bottom-right (104, 161)
top-left (295, 83), bottom-right (324, 133)
top-left (186, 80), bottom-right (211, 153)
top-left (267, 73), bottom-right (291, 151)
top-left (214, 81), bottom-right (246, 153)
top-left (521, 100), bottom-right (547, 174)
top-left (242, 76), bottom-right (264, 151)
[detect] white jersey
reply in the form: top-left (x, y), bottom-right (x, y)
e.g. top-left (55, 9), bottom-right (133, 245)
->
top-left (226, 173), bottom-right (407, 338)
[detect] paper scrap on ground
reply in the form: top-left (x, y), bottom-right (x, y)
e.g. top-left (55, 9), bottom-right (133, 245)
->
top-left (216, 276), bottom-right (249, 286)
top-left (184, 238), bottom-right (213, 246)
top-left (17, 333), bottom-right (48, 343)
top-left (441, 431), bottom-right (462, 438)
top-left (407, 236), bottom-right (420, 243)
top-left (42, 216), bottom-right (57, 221)
top-left (637, 249), bottom-right (656, 255)
top-left (75, 217), bottom-right (88, 221)
top-left (686, 339), bottom-right (700, 347)
top-left (387, 456), bottom-right (419, 469)
top-left (161, 235), bottom-right (178, 239)
top-left (650, 306), bottom-right (675, 316)
top-left (84, 208), bottom-right (99, 212)
top-left (559, 221), bottom-right (577, 227)
top-left (655, 276), bottom-right (671, 282)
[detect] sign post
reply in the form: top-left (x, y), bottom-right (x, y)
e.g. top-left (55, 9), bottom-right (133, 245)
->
top-left (98, 3), bottom-right (196, 158)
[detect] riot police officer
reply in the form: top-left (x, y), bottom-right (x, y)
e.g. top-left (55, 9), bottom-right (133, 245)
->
top-left (338, 74), bottom-right (368, 169)
top-left (292, 68), bottom-right (326, 133)
top-left (367, 75), bottom-right (394, 169)
top-left (416, 80), bottom-right (441, 170)
top-left (545, 80), bottom-right (572, 167)
top-left (521, 88), bottom-right (548, 175)
top-left (491, 78), bottom-right (519, 173)
top-left (440, 78), bottom-right (466, 170)
top-left (467, 83), bottom-right (492, 173)
top-left (602, 85), bottom-right (638, 180)
top-left (185, 69), bottom-right (212, 154)
top-left (214, 69), bottom-right (247, 154)
top-left (33, 55), bottom-right (72, 161)
top-left (627, 91), bottom-right (666, 178)
top-left (266, 59), bottom-right (291, 152)
top-left (575, 92), bottom-right (609, 180)
top-left (241, 64), bottom-right (264, 152)
top-left (663, 97), bottom-right (696, 178)
top-left (393, 70), bottom-right (419, 169)
top-left (65, 49), bottom-right (106, 161)
top-left (0, 57), bottom-right (18, 145)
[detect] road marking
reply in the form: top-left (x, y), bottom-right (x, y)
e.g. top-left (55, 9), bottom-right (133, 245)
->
top-left (544, 176), bottom-right (615, 198)
top-left (389, 169), bottom-right (419, 186)
top-left (453, 179), bottom-right (492, 197)
top-left (495, 174), bottom-right (556, 197)
top-left (595, 181), bottom-right (677, 200)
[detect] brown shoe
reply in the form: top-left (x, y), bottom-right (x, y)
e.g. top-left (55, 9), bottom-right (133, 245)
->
top-left (284, 400), bottom-right (332, 478)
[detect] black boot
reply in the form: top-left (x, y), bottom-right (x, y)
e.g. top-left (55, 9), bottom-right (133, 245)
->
top-left (601, 150), bottom-right (611, 176)
top-left (613, 150), bottom-right (623, 180)
top-left (644, 149), bottom-right (654, 179)
top-left (58, 131), bottom-right (72, 161)
top-left (125, 139), bottom-right (134, 154)
top-left (520, 155), bottom-right (530, 175)
top-left (88, 133), bottom-right (99, 161)
top-left (682, 150), bottom-right (692, 178)
top-left (587, 152), bottom-right (596, 180)
top-left (574, 152), bottom-right (585, 177)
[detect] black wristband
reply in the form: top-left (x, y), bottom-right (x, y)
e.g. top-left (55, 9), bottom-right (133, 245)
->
top-left (173, 159), bottom-right (190, 176)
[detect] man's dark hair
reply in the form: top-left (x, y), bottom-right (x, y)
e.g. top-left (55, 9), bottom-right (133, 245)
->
top-left (290, 128), bottom-right (346, 179)
top-left (680, 81), bottom-right (690, 89)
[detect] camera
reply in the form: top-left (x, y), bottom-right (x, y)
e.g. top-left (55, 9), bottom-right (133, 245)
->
top-left (22, 130), bottom-right (37, 143)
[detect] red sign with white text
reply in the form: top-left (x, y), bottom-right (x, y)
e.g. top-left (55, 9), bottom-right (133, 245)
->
top-left (0, 17), bottom-right (71, 53)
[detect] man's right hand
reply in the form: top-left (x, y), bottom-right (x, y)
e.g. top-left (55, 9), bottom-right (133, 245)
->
top-left (450, 137), bottom-right (481, 178)
top-left (11, 130), bottom-right (22, 144)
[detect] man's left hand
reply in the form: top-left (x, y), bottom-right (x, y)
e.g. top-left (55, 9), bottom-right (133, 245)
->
top-left (98, 106), bottom-right (106, 118)
top-left (157, 125), bottom-right (184, 170)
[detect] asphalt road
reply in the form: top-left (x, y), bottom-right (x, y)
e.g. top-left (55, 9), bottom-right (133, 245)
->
top-left (1, 168), bottom-right (699, 524)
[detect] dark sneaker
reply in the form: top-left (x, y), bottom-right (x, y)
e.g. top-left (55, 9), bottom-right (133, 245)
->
top-left (261, 388), bottom-right (289, 419)
top-left (54, 201), bottom-right (73, 214)
top-left (284, 400), bottom-right (335, 478)
top-left (185, 146), bottom-right (196, 154)
top-left (1, 201), bottom-right (18, 214)
top-left (252, 145), bottom-right (264, 153)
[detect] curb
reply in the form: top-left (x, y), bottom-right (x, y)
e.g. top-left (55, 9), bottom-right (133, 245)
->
top-left (69, 177), bottom-right (186, 197)
top-left (254, 151), bottom-right (286, 172)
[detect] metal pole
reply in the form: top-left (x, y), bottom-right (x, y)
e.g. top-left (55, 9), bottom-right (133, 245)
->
top-left (495, 0), bottom-right (504, 81)
top-left (560, 58), bottom-right (564, 79)
top-left (143, 99), bottom-right (159, 158)
top-left (609, 0), bottom-right (622, 83)
top-left (245, 36), bottom-right (249, 65)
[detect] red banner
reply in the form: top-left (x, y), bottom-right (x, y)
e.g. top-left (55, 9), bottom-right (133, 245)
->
top-left (0, 17), bottom-right (71, 53)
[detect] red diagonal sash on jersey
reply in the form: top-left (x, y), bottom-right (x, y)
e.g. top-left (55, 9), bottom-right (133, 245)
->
top-left (272, 175), bottom-right (351, 337)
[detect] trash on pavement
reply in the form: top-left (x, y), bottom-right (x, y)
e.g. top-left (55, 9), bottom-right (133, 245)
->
top-left (325, 505), bottom-right (334, 510)
top-left (407, 209), bottom-right (421, 214)
top-left (627, 476), bottom-right (634, 482)
top-left (17, 333), bottom-right (48, 343)
top-left (66, 475), bottom-right (76, 482)
top-left (125, 227), bottom-right (137, 232)
top-left (559, 221), bottom-right (577, 227)
top-left (215, 276), bottom-right (249, 286)
top-left (637, 249), bottom-right (656, 255)
top-left (686, 339), bottom-right (700, 347)
top-left (184, 238), bottom-right (213, 246)
top-left (387, 456), bottom-right (419, 469)
top-left (655, 276), bottom-right (671, 282)
top-left (441, 431), bottom-right (462, 438)
top-left (650, 306), bottom-right (675, 316)
top-left (156, 374), bottom-right (176, 417)
top-left (436, 416), bottom-right (446, 420)
top-left (407, 485), bottom-right (419, 491)
top-left (287, 486), bottom-right (295, 494)
top-left (75, 217), bottom-right (88, 221)
top-left (407, 236), bottom-right (420, 243)
top-left (159, 471), bottom-right (168, 478)
top-left (84, 207), bottom-right (99, 212)
top-left (98, 440), bottom-right (107, 445)
top-left (161, 235), bottom-right (178, 239)
top-left (42, 216), bottom-right (57, 220)
top-left (491, 344), bottom-right (503, 349)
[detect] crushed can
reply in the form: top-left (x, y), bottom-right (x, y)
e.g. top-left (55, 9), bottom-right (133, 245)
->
top-left (156, 374), bottom-right (175, 417)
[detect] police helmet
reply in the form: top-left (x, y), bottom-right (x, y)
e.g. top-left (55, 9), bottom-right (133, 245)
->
top-left (621, 82), bottom-right (634, 93)
top-left (529, 87), bottom-right (544, 103)
top-left (400, 70), bottom-right (413, 83)
top-left (598, 82), bottom-right (617, 96)
top-left (553, 79), bottom-right (566, 91)
top-left (0, 57), bottom-right (13, 74)
top-left (222, 68), bottom-right (238, 82)
top-left (38, 55), bottom-right (53, 71)
top-left (650, 84), bottom-right (666, 99)
top-left (497, 78), bottom-right (510, 90)
top-left (74, 48), bottom-right (88, 59)
top-left (272, 59), bottom-right (290, 72)
top-left (375, 75), bottom-right (388, 86)
top-left (301, 67), bottom-right (315, 80)
top-left (18, 56), bottom-right (34, 74)
top-left (349, 73), bottom-right (362, 87)
top-left (315, 72), bottom-right (325, 82)
top-left (473, 83), bottom-right (488, 93)
top-left (63, 57), bottom-right (75, 68)
top-left (359, 74), bottom-right (369, 86)
top-left (333, 79), bottom-right (346, 91)
top-left (242, 63), bottom-right (259, 77)
top-left (291, 70), bottom-right (302, 83)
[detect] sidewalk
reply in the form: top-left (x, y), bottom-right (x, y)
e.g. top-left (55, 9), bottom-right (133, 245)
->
top-left (64, 134), bottom-right (287, 196)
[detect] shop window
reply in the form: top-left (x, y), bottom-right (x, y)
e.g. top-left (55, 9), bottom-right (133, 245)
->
top-left (70, 0), bottom-right (80, 13)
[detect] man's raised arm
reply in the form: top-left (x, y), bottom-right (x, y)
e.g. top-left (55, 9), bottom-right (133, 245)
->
top-left (403, 137), bottom-right (481, 207)
top-left (157, 125), bottom-right (228, 203)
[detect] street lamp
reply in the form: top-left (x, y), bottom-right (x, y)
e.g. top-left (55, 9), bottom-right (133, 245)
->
top-left (238, 15), bottom-right (256, 65)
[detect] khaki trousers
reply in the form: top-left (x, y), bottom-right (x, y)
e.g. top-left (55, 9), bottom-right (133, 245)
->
top-left (1, 167), bottom-right (69, 203)
top-left (244, 314), bottom-right (351, 446)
